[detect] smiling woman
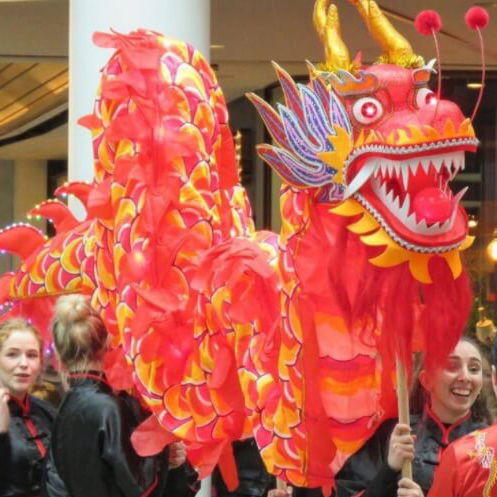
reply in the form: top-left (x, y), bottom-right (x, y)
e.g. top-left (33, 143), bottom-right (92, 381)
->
top-left (328, 337), bottom-right (489, 497)
top-left (0, 318), bottom-right (55, 497)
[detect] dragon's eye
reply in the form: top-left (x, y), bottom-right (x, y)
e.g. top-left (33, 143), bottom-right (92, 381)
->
top-left (415, 88), bottom-right (437, 108)
top-left (352, 97), bottom-right (383, 125)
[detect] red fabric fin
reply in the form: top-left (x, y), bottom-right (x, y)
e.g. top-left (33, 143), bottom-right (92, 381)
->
top-left (131, 414), bottom-right (176, 457)
top-left (87, 178), bottom-right (113, 219)
top-left (217, 442), bottom-right (239, 492)
top-left (55, 181), bottom-right (92, 208)
top-left (77, 113), bottom-right (102, 130)
top-left (218, 125), bottom-right (239, 189)
top-left (28, 199), bottom-right (79, 234)
top-left (0, 225), bottom-right (46, 260)
top-left (0, 273), bottom-right (13, 302)
top-left (188, 441), bottom-right (227, 480)
top-left (103, 347), bottom-right (134, 390)
top-left (92, 31), bottom-right (120, 49)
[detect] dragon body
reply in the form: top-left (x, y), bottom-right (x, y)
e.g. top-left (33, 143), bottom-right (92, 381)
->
top-left (0, 1), bottom-right (477, 490)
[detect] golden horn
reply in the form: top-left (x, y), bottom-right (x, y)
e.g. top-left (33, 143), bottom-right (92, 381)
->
top-left (313, 0), bottom-right (351, 71)
top-left (349, 0), bottom-right (422, 67)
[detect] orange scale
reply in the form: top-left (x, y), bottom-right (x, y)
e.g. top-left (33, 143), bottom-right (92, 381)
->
top-left (163, 386), bottom-right (193, 421)
top-left (26, 253), bottom-right (47, 286)
top-left (115, 138), bottom-right (134, 161)
top-left (164, 85), bottom-right (192, 122)
top-left (45, 263), bottom-right (61, 294)
top-left (172, 419), bottom-right (196, 441)
top-left (179, 183), bottom-right (210, 211)
top-left (319, 374), bottom-right (377, 396)
top-left (134, 356), bottom-right (166, 396)
top-left (162, 39), bottom-right (190, 62)
top-left (60, 238), bottom-right (84, 275)
top-left (98, 140), bottom-right (115, 175)
top-left (255, 374), bottom-right (276, 409)
top-left (115, 197), bottom-right (137, 226)
top-left (189, 160), bottom-right (212, 190)
top-left (193, 102), bottom-right (215, 143)
top-left (115, 301), bottom-right (135, 336)
top-left (174, 63), bottom-right (208, 101)
top-left (192, 50), bottom-right (215, 87)
top-left (210, 387), bottom-right (233, 417)
top-left (96, 250), bottom-right (117, 290)
top-left (164, 210), bottom-right (187, 229)
top-left (181, 123), bottom-right (208, 158)
top-left (65, 276), bottom-right (83, 292)
top-left (211, 418), bottom-right (230, 440)
top-left (188, 398), bottom-right (217, 428)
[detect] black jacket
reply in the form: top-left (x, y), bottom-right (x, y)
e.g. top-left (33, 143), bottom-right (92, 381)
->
top-left (213, 439), bottom-right (275, 497)
top-left (334, 407), bottom-right (486, 497)
top-left (41, 373), bottom-right (170, 497)
top-left (0, 395), bottom-right (55, 497)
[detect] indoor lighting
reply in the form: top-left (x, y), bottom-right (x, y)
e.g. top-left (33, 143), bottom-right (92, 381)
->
top-left (487, 228), bottom-right (497, 262)
top-left (468, 215), bottom-right (479, 229)
top-left (467, 82), bottom-right (483, 89)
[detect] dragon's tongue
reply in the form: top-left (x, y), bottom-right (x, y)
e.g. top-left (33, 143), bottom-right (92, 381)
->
top-left (412, 187), bottom-right (452, 224)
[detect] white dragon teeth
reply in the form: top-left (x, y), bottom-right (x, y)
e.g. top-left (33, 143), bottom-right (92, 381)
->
top-left (401, 166), bottom-right (409, 190)
top-left (371, 175), bottom-right (462, 236)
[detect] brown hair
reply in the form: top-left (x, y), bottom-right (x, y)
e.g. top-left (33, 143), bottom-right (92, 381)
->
top-left (0, 318), bottom-right (43, 353)
top-left (410, 335), bottom-right (491, 423)
top-left (52, 295), bottom-right (107, 372)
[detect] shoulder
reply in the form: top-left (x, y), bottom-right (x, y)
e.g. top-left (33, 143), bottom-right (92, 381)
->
top-left (62, 385), bottom-right (121, 421)
top-left (29, 395), bottom-right (56, 420)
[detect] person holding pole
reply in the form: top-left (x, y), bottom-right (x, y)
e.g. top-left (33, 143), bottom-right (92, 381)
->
top-left (334, 337), bottom-right (487, 497)
top-left (420, 342), bottom-right (497, 497)
top-left (270, 337), bottom-right (489, 497)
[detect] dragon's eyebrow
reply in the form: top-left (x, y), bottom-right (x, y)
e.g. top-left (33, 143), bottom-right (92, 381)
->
top-left (326, 69), bottom-right (379, 97)
top-left (413, 59), bottom-right (437, 86)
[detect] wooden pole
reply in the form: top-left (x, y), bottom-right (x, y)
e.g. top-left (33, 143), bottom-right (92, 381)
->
top-left (396, 357), bottom-right (413, 479)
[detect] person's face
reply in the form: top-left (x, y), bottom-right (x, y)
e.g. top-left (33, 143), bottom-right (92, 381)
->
top-left (426, 340), bottom-right (483, 423)
top-left (0, 330), bottom-right (41, 400)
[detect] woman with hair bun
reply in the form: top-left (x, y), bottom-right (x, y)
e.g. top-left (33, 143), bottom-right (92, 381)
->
top-left (0, 318), bottom-right (55, 497)
top-left (42, 294), bottom-right (194, 497)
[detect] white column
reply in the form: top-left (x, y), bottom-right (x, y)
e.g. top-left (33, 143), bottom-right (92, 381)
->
top-left (68, 0), bottom-right (210, 214)
top-left (68, 4), bottom-right (214, 496)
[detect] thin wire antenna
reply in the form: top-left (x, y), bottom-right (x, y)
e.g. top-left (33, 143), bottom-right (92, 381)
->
top-left (465, 6), bottom-right (489, 122)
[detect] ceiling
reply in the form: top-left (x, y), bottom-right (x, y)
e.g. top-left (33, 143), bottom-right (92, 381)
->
top-left (0, 0), bottom-right (495, 159)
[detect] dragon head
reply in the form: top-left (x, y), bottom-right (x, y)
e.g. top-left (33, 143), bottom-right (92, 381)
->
top-left (249, 0), bottom-right (478, 283)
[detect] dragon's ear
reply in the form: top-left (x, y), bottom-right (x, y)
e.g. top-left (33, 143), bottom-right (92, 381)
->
top-left (248, 64), bottom-right (353, 197)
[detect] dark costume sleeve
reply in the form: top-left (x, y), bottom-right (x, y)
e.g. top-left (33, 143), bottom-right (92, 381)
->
top-left (0, 432), bottom-right (12, 488)
top-left (213, 439), bottom-right (275, 497)
top-left (101, 395), bottom-right (169, 497)
top-left (335, 420), bottom-right (399, 497)
top-left (163, 463), bottom-right (200, 497)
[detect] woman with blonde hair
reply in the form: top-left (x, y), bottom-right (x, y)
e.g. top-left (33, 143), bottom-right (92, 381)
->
top-left (0, 318), bottom-right (55, 497)
top-left (42, 294), bottom-right (192, 497)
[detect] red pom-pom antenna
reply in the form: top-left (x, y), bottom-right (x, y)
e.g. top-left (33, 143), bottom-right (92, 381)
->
top-left (465, 6), bottom-right (490, 121)
top-left (465, 6), bottom-right (490, 31)
top-left (415, 10), bottom-right (443, 105)
top-left (415, 10), bottom-right (443, 36)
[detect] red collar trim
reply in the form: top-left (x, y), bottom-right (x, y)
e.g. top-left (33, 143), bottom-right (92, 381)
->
top-left (425, 404), bottom-right (471, 443)
top-left (10, 394), bottom-right (30, 416)
top-left (69, 371), bottom-right (111, 388)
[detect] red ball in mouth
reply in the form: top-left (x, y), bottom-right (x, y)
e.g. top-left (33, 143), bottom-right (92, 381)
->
top-left (412, 186), bottom-right (453, 225)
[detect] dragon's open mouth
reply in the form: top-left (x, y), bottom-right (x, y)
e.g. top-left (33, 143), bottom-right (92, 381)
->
top-left (344, 138), bottom-right (478, 250)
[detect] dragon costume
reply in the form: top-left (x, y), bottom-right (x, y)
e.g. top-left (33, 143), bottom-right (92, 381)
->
top-left (0, 0), bottom-right (478, 490)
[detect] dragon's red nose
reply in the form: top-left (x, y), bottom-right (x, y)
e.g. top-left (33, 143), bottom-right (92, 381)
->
top-left (417, 100), bottom-right (466, 134)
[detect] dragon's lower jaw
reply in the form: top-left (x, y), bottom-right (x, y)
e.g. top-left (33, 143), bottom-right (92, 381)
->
top-left (346, 146), bottom-right (475, 252)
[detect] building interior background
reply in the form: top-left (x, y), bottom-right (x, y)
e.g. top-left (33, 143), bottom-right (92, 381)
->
top-left (0, 0), bottom-right (496, 331)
